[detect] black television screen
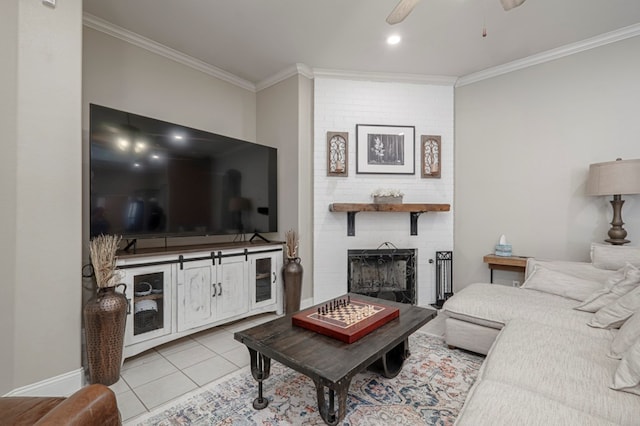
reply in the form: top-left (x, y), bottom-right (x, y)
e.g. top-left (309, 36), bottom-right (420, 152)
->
top-left (89, 104), bottom-right (277, 239)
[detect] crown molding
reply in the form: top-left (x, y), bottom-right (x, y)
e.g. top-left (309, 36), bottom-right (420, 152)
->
top-left (255, 63), bottom-right (315, 91)
top-left (313, 68), bottom-right (458, 86)
top-left (83, 13), bottom-right (256, 92)
top-left (83, 13), bottom-right (639, 93)
top-left (457, 23), bottom-right (640, 87)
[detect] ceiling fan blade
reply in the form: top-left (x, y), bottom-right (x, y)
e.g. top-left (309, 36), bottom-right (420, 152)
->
top-left (386, 0), bottom-right (421, 25)
top-left (500, 0), bottom-right (526, 11)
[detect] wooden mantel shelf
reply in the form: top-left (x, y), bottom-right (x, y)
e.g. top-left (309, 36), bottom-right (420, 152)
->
top-left (329, 203), bottom-right (450, 213)
top-left (329, 203), bottom-right (450, 236)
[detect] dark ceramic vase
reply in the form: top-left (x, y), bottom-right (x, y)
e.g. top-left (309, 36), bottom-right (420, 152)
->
top-left (84, 284), bottom-right (128, 386)
top-left (282, 257), bottom-right (303, 314)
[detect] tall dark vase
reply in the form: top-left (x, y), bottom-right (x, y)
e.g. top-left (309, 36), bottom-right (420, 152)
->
top-left (282, 257), bottom-right (303, 314)
top-left (84, 284), bottom-right (128, 386)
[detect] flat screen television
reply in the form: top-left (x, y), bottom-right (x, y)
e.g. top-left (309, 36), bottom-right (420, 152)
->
top-left (89, 104), bottom-right (277, 239)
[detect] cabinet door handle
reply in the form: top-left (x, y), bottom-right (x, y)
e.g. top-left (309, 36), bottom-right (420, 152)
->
top-left (211, 283), bottom-right (216, 297)
top-left (126, 298), bottom-right (131, 314)
top-left (272, 272), bottom-right (276, 283)
top-left (218, 283), bottom-right (222, 296)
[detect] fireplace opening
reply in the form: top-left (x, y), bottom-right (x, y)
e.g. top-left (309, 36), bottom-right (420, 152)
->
top-left (347, 248), bottom-right (416, 304)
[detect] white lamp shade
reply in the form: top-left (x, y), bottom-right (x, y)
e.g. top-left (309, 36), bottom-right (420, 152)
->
top-left (586, 159), bottom-right (640, 196)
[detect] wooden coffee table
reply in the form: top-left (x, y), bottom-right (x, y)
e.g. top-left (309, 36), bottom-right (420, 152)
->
top-left (234, 294), bottom-right (436, 425)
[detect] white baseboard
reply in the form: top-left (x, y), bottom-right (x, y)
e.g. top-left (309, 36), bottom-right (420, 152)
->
top-left (4, 368), bottom-right (84, 397)
top-left (300, 297), bottom-right (314, 309)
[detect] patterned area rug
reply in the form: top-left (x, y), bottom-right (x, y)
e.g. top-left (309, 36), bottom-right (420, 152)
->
top-left (129, 332), bottom-right (484, 425)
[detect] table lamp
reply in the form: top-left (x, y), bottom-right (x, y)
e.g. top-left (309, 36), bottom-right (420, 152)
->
top-left (586, 158), bottom-right (640, 245)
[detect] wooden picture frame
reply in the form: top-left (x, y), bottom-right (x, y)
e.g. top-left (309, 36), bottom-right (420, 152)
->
top-left (356, 124), bottom-right (415, 175)
top-left (327, 131), bottom-right (348, 176)
top-left (421, 135), bottom-right (441, 178)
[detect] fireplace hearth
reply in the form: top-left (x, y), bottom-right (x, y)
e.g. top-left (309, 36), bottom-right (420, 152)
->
top-left (347, 248), bottom-right (416, 304)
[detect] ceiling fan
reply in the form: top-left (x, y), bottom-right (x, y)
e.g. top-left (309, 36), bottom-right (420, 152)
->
top-left (386, 0), bottom-right (526, 25)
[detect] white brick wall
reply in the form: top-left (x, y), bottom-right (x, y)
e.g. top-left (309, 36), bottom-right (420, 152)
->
top-left (313, 77), bottom-right (454, 306)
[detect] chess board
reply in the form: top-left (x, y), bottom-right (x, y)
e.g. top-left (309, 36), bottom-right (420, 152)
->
top-left (292, 296), bottom-right (400, 343)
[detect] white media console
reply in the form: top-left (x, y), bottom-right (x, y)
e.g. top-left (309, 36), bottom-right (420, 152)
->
top-left (116, 241), bottom-right (284, 359)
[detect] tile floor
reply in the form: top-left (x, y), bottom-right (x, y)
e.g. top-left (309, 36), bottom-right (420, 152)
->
top-left (114, 310), bottom-right (446, 423)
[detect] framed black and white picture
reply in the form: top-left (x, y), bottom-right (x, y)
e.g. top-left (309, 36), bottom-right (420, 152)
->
top-left (356, 124), bottom-right (415, 174)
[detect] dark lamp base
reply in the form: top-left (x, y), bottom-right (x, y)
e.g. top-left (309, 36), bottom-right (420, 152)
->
top-left (606, 195), bottom-right (630, 246)
top-left (605, 238), bottom-right (630, 245)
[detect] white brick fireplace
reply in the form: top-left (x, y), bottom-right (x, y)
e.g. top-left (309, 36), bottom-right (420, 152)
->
top-left (312, 76), bottom-right (454, 307)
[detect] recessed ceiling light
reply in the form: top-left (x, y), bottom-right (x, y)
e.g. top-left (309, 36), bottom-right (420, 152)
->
top-left (174, 134), bottom-right (184, 140)
top-left (387, 34), bottom-right (401, 45)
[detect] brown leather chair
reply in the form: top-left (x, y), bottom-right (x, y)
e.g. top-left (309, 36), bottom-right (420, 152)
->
top-left (0, 384), bottom-right (121, 425)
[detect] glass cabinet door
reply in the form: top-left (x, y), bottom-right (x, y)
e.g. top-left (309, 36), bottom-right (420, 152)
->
top-left (133, 271), bottom-right (165, 336)
top-left (120, 263), bottom-right (172, 345)
top-left (249, 252), bottom-right (279, 310)
top-left (255, 258), bottom-right (273, 303)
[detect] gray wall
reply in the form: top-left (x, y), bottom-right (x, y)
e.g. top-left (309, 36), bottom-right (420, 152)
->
top-left (297, 76), bottom-right (314, 301)
top-left (83, 28), bottom-right (256, 143)
top-left (454, 35), bottom-right (640, 289)
top-left (0, 0), bottom-right (18, 395)
top-left (256, 75), bottom-right (314, 301)
top-left (1, 0), bottom-right (83, 393)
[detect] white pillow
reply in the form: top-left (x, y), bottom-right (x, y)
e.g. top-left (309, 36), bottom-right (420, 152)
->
top-left (611, 337), bottom-right (640, 395)
top-left (521, 266), bottom-right (603, 301)
top-left (591, 242), bottom-right (640, 271)
top-left (610, 312), bottom-right (640, 359)
top-left (589, 286), bottom-right (640, 329)
top-left (574, 263), bottom-right (640, 312)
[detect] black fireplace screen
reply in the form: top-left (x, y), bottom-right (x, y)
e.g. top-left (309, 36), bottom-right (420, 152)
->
top-left (434, 251), bottom-right (453, 308)
top-left (347, 249), bottom-right (416, 304)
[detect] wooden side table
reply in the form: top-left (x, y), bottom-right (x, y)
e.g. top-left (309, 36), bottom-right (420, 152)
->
top-left (483, 254), bottom-right (529, 283)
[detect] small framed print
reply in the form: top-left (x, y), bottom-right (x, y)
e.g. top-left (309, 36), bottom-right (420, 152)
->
top-left (421, 135), bottom-right (441, 178)
top-left (356, 124), bottom-right (415, 175)
top-left (327, 131), bottom-right (348, 176)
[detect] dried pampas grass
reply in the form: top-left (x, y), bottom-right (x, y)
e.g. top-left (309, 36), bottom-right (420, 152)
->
top-left (89, 235), bottom-right (122, 288)
top-left (285, 229), bottom-right (299, 259)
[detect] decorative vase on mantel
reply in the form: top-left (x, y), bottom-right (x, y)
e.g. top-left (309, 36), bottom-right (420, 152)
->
top-left (371, 189), bottom-right (404, 205)
top-left (282, 257), bottom-right (303, 314)
top-left (84, 235), bottom-right (127, 386)
top-left (84, 284), bottom-right (127, 386)
top-left (373, 195), bottom-right (403, 204)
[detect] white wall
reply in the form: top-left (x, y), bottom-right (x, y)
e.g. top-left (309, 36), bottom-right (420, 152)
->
top-left (313, 78), bottom-right (454, 306)
top-left (0, 0), bottom-right (83, 393)
top-left (454, 35), bottom-right (640, 289)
